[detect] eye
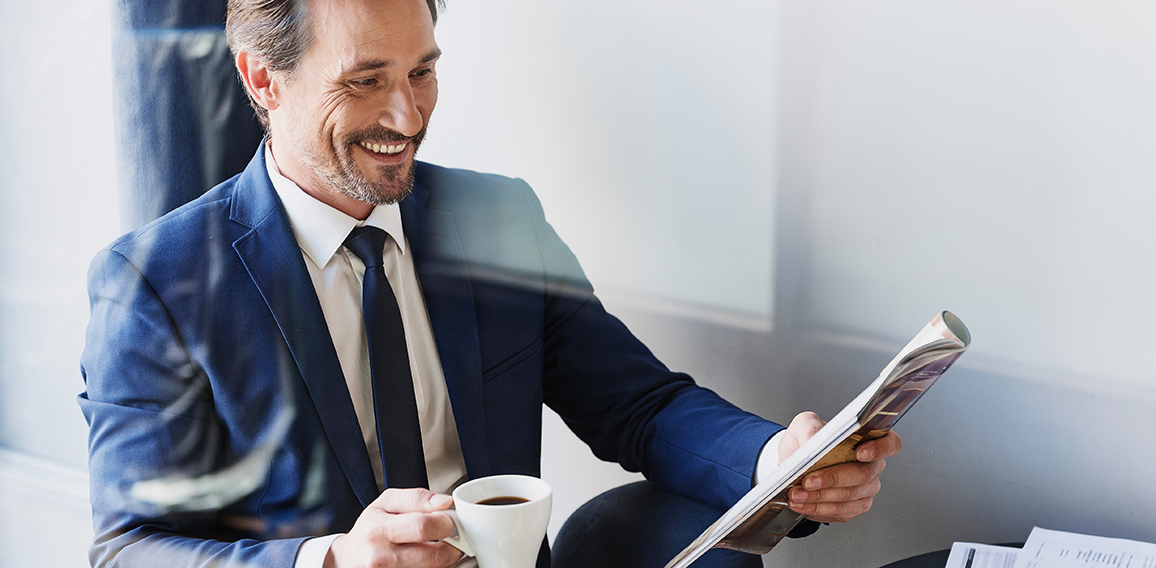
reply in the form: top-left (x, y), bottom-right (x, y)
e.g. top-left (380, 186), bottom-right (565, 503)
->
top-left (411, 67), bottom-right (435, 80)
top-left (351, 77), bottom-right (378, 88)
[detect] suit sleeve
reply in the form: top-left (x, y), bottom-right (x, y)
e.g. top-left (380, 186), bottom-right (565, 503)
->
top-left (513, 181), bottom-right (785, 512)
top-left (78, 248), bottom-right (305, 568)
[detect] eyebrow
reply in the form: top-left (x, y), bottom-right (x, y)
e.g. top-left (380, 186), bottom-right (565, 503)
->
top-left (345, 48), bottom-right (443, 75)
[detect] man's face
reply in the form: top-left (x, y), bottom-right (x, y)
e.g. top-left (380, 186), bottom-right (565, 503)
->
top-left (270, 0), bottom-right (440, 207)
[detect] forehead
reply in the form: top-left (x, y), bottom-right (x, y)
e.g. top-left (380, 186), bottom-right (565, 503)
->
top-left (306, 0), bottom-right (437, 71)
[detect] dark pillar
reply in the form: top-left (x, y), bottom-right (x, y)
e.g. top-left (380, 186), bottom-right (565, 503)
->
top-left (111, 0), bottom-right (264, 229)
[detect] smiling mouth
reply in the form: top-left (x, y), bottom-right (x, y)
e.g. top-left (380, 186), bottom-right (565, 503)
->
top-left (358, 141), bottom-right (408, 155)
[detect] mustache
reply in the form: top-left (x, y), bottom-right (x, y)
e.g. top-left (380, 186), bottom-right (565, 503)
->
top-left (349, 125), bottom-right (424, 145)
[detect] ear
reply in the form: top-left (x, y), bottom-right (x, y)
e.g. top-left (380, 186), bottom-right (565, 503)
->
top-left (236, 51), bottom-right (281, 112)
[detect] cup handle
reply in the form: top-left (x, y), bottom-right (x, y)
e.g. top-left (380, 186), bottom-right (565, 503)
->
top-left (440, 510), bottom-right (475, 557)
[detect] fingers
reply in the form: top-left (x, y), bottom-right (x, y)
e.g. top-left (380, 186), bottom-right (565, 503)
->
top-left (775, 410), bottom-right (905, 525)
top-left (402, 543), bottom-right (463, 567)
top-left (789, 495), bottom-right (877, 524)
top-left (329, 537), bottom-right (463, 568)
top-left (379, 509), bottom-right (458, 544)
top-left (328, 489), bottom-right (463, 568)
top-left (804, 457), bottom-right (886, 492)
top-left (855, 431), bottom-right (902, 462)
top-left (365, 489), bottom-right (457, 544)
top-left (370, 487), bottom-right (454, 514)
top-left (790, 461), bottom-right (884, 503)
top-left (788, 458), bottom-right (889, 524)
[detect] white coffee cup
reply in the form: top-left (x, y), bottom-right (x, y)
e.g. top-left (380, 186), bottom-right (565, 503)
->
top-left (442, 474), bottom-right (552, 568)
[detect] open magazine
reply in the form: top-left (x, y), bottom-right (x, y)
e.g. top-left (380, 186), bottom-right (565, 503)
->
top-left (666, 311), bottom-right (971, 568)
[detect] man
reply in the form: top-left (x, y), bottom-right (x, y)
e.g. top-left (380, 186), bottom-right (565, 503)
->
top-left (79, 0), bottom-right (900, 566)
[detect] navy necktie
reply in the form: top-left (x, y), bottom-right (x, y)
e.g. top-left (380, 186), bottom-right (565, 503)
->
top-left (344, 226), bottom-right (429, 489)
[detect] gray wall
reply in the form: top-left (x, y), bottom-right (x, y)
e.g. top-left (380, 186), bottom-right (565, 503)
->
top-left (421, 0), bottom-right (780, 318)
top-left (3, 1), bottom-right (1155, 567)
top-left (0, 0), bottom-right (116, 565)
top-left (764, 1), bottom-right (1156, 564)
top-left (426, 0), bottom-right (1156, 565)
top-left (0, 0), bottom-right (119, 467)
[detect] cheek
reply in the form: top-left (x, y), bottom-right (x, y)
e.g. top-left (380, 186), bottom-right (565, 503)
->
top-left (315, 92), bottom-right (352, 135)
top-left (335, 97), bottom-right (386, 134)
top-left (418, 81), bottom-right (438, 120)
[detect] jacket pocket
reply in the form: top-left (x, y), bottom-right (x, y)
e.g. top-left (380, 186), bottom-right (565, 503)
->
top-left (480, 335), bottom-right (542, 383)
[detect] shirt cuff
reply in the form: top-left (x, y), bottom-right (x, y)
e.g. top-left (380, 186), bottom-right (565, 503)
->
top-left (755, 430), bottom-right (787, 484)
top-left (295, 534), bottom-right (342, 568)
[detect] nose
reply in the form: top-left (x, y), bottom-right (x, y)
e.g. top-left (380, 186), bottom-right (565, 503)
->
top-left (379, 82), bottom-right (424, 138)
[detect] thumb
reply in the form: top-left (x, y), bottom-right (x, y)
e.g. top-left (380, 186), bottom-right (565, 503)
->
top-left (371, 487), bottom-right (454, 514)
top-left (780, 411), bottom-right (827, 463)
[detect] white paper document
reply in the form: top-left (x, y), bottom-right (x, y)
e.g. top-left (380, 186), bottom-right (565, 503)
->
top-left (1013, 527), bottom-right (1156, 568)
top-left (946, 542), bottom-right (1021, 568)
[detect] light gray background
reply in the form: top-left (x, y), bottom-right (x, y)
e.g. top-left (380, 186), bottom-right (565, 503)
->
top-left (2, 1), bottom-right (1154, 567)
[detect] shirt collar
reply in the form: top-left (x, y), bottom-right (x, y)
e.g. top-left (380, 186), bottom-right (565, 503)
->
top-left (265, 144), bottom-right (407, 268)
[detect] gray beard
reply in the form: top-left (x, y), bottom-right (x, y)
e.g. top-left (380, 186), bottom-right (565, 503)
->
top-left (294, 126), bottom-right (426, 206)
top-left (324, 154), bottom-right (416, 206)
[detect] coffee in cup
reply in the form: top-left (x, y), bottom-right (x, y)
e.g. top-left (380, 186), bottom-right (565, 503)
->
top-left (442, 474), bottom-right (552, 568)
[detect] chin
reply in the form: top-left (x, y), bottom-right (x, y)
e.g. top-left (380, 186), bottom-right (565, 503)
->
top-left (342, 167), bottom-right (415, 206)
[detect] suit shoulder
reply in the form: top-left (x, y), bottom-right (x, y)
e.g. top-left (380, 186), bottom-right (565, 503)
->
top-left (414, 162), bottom-right (538, 204)
top-left (415, 161), bottom-right (525, 190)
top-left (100, 175), bottom-right (244, 266)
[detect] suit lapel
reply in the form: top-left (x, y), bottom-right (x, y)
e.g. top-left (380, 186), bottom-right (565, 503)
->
top-left (229, 150), bottom-right (380, 506)
top-left (401, 182), bottom-right (491, 479)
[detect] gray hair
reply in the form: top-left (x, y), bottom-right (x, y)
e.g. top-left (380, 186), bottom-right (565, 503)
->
top-left (226, 0), bottom-right (443, 130)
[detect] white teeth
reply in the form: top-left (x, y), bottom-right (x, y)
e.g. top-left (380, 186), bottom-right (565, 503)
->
top-left (360, 141), bottom-right (407, 155)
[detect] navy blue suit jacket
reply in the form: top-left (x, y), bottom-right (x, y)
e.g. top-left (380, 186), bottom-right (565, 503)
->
top-left (79, 147), bottom-right (782, 567)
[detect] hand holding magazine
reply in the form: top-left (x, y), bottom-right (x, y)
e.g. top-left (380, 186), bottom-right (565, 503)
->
top-left (666, 311), bottom-right (971, 568)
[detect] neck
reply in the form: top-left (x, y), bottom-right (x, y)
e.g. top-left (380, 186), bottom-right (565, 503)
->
top-left (267, 139), bottom-right (374, 220)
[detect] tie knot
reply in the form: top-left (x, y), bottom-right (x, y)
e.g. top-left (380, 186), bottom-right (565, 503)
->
top-left (344, 226), bottom-right (388, 269)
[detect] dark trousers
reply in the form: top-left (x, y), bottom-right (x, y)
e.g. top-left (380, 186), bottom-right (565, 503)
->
top-left (552, 481), bottom-right (762, 568)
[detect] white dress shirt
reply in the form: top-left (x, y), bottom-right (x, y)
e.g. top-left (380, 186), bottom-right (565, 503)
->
top-left (264, 147), bottom-right (469, 567)
top-left (264, 146), bottom-right (785, 567)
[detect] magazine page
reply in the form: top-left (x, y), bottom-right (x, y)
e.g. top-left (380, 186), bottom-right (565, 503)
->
top-left (665, 311), bottom-right (970, 568)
